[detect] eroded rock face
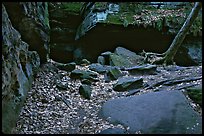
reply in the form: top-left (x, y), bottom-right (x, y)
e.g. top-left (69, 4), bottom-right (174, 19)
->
top-left (3, 2), bottom-right (50, 64)
top-left (2, 4), bottom-right (40, 133)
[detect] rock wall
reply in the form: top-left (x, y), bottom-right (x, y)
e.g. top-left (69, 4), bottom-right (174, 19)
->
top-left (2, 3), bottom-right (44, 133)
top-left (3, 2), bottom-right (50, 64)
top-left (49, 3), bottom-right (82, 63)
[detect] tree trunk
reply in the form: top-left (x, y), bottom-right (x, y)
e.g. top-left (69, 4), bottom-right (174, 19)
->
top-left (163, 2), bottom-right (202, 64)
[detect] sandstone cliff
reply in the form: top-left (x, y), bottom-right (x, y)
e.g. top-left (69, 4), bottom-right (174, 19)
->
top-left (2, 2), bottom-right (49, 133)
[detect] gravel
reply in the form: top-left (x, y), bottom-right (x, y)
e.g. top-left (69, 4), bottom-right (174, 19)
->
top-left (13, 61), bottom-right (202, 134)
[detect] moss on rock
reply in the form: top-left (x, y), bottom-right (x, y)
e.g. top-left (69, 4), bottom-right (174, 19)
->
top-left (186, 85), bottom-right (202, 107)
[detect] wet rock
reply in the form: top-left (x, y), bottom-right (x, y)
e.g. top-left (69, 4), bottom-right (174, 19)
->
top-left (113, 77), bottom-right (143, 92)
top-left (99, 128), bottom-right (127, 134)
top-left (125, 64), bottom-right (157, 75)
top-left (186, 84), bottom-right (202, 107)
top-left (100, 90), bottom-right (202, 134)
top-left (70, 69), bottom-right (98, 81)
top-left (79, 84), bottom-right (92, 100)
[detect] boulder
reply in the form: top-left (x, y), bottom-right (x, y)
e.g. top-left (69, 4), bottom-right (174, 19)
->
top-left (113, 77), bottom-right (143, 92)
top-left (70, 69), bottom-right (98, 81)
top-left (79, 84), bottom-right (92, 100)
top-left (125, 64), bottom-right (157, 75)
top-left (109, 54), bottom-right (132, 68)
top-left (99, 90), bottom-right (202, 134)
top-left (114, 46), bottom-right (144, 65)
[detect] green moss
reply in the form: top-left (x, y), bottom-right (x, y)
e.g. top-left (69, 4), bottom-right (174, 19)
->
top-left (105, 14), bottom-right (122, 25)
top-left (60, 2), bottom-right (83, 14)
top-left (95, 2), bottom-right (108, 8)
top-left (186, 85), bottom-right (202, 107)
top-left (102, 3), bottom-right (202, 36)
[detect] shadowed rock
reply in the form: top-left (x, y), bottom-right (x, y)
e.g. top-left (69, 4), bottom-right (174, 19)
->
top-left (79, 84), bottom-right (92, 100)
top-left (99, 90), bottom-right (202, 134)
top-left (125, 64), bottom-right (157, 75)
top-left (113, 76), bottom-right (143, 92)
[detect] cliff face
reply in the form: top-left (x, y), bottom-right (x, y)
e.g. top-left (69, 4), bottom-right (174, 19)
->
top-left (3, 2), bottom-right (50, 63)
top-left (2, 2), bottom-right (49, 133)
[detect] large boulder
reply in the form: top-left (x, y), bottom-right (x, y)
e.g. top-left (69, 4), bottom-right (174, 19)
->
top-left (109, 53), bottom-right (133, 68)
top-left (99, 90), bottom-right (202, 134)
top-left (114, 47), bottom-right (144, 65)
top-left (2, 4), bottom-right (40, 133)
top-left (103, 47), bottom-right (145, 67)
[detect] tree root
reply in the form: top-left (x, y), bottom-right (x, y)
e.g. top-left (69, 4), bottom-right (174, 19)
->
top-left (140, 50), bottom-right (174, 65)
